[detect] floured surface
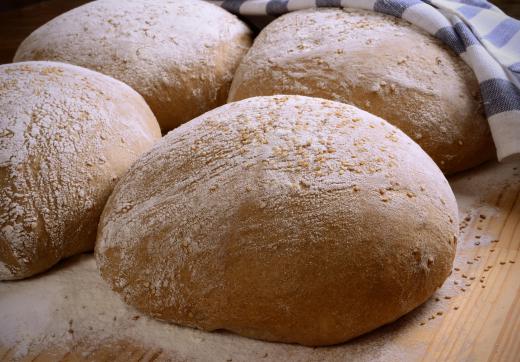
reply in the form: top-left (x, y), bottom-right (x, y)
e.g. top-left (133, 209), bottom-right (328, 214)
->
top-left (0, 158), bottom-right (519, 361)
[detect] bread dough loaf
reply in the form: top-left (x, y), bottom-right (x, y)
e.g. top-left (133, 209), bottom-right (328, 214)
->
top-left (96, 95), bottom-right (458, 346)
top-left (0, 61), bottom-right (161, 280)
top-left (228, 8), bottom-right (494, 174)
top-left (14, 0), bottom-right (252, 131)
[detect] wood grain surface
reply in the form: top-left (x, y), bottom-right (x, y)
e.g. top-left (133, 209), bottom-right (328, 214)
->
top-left (1, 158), bottom-right (519, 362)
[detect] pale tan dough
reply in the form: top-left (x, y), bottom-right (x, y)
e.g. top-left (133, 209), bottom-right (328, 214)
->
top-left (14, 0), bottom-right (252, 131)
top-left (96, 95), bottom-right (458, 346)
top-left (0, 61), bottom-right (161, 280)
top-left (228, 8), bottom-right (495, 175)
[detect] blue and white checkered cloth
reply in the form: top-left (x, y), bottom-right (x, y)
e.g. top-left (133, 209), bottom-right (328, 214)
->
top-left (207, 0), bottom-right (520, 162)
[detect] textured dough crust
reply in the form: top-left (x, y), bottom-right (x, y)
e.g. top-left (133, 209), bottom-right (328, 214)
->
top-left (96, 95), bottom-right (458, 346)
top-left (0, 61), bottom-right (161, 280)
top-left (228, 8), bottom-right (494, 174)
top-left (14, 0), bottom-right (252, 131)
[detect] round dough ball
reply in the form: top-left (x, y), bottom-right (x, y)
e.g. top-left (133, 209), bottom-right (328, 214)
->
top-left (14, 0), bottom-right (252, 131)
top-left (0, 61), bottom-right (161, 280)
top-left (228, 8), bottom-right (494, 174)
top-left (96, 95), bottom-right (458, 346)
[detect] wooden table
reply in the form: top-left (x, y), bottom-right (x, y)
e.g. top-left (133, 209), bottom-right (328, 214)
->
top-left (0, 0), bottom-right (91, 65)
top-left (1, 158), bottom-right (519, 361)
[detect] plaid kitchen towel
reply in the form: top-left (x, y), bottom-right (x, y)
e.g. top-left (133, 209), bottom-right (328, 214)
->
top-left (207, 0), bottom-right (520, 161)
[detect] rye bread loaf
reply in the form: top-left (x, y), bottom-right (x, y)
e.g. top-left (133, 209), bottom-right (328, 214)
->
top-left (228, 8), bottom-right (494, 174)
top-left (96, 95), bottom-right (458, 346)
top-left (0, 61), bottom-right (161, 280)
top-left (14, 0), bottom-right (252, 131)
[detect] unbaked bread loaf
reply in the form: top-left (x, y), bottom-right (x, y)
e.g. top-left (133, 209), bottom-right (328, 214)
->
top-left (228, 8), bottom-right (494, 174)
top-left (14, 0), bottom-right (252, 131)
top-left (0, 61), bottom-right (161, 280)
top-left (96, 95), bottom-right (458, 346)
